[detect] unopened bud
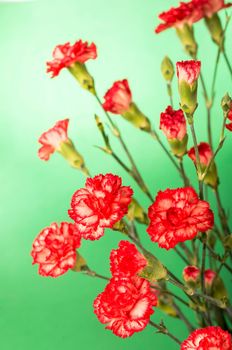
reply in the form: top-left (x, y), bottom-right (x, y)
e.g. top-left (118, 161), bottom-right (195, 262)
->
top-left (204, 14), bottom-right (224, 48)
top-left (161, 56), bottom-right (174, 82)
top-left (221, 93), bottom-right (232, 113)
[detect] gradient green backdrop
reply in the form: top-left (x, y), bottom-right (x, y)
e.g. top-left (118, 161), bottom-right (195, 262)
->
top-left (1, 0), bottom-right (231, 349)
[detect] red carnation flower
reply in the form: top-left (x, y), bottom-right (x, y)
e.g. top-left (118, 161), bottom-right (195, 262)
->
top-left (226, 103), bottom-right (232, 131)
top-left (193, 0), bottom-right (232, 18)
top-left (181, 326), bottom-right (232, 349)
top-left (204, 269), bottom-right (216, 286)
top-left (155, 1), bottom-right (204, 33)
top-left (160, 106), bottom-right (187, 141)
top-left (68, 174), bottom-right (133, 240)
top-left (110, 241), bottom-right (147, 278)
top-left (38, 119), bottom-right (69, 161)
top-left (94, 276), bottom-right (157, 338)
top-left (102, 79), bottom-right (132, 114)
top-left (176, 60), bottom-right (201, 85)
top-left (46, 40), bottom-right (97, 77)
top-left (147, 187), bottom-right (214, 250)
top-left (188, 142), bottom-right (213, 166)
top-left (31, 222), bottom-right (81, 277)
top-left (183, 265), bottom-right (200, 282)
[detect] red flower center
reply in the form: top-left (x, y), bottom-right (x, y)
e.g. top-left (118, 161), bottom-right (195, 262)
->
top-left (167, 207), bottom-right (186, 226)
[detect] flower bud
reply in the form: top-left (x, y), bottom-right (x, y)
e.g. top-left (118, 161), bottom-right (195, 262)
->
top-left (161, 56), bottom-right (174, 82)
top-left (103, 79), bottom-right (151, 131)
top-left (204, 13), bottom-right (224, 47)
top-left (160, 106), bottom-right (188, 157)
top-left (204, 269), bottom-right (216, 289)
top-left (188, 142), bottom-right (218, 188)
top-left (68, 62), bottom-right (96, 95)
top-left (176, 24), bottom-right (198, 58)
top-left (183, 266), bottom-right (200, 288)
top-left (176, 60), bottom-right (201, 117)
top-left (221, 93), bottom-right (232, 112)
top-left (223, 234), bottom-right (232, 250)
top-left (127, 198), bottom-right (149, 225)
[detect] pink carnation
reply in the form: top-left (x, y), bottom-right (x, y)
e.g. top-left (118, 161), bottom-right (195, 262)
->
top-left (102, 79), bottom-right (132, 114)
top-left (188, 142), bottom-right (213, 166)
top-left (204, 269), bottom-right (216, 286)
top-left (94, 276), bottom-right (157, 338)
top-left (69, 174), bottom-right (133, 240)
top-left (181, 326), bottom-right (232, 349)
top-left (226, 103), bottom-right (232, 131)
top-left (147, 187), bottom-right (214, 250)
top-left (46, 40), bottom-right (97, 77)
top-left (176, 60), bottom-right (201, 85)
top-left (155, 1), bottom-right (204, 33)
top-left (183, 266), bottom-right (200, 282)
top-left (38, 119), bottom-right (69, 161)
top-left (110, 241), bottom-right (147, 278)
top-left (160, 106), bottom-right (187, 141)
top-left (31, 222), bottom-right (81, 277)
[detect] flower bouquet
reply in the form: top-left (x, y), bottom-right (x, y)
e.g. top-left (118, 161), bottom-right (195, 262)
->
top-left (31, 0), bottom-right (232, 348)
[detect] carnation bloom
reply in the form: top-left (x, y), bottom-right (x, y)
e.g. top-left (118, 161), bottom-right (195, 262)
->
top-left (110, 241), bottom-right (147, 278)
top-left (31, 222), bottom-right (81, 277)
top-left (38, 119), bottom-right (69, 161)
top-left (181, 326), bottom-right (232, 350)
top-left (155, 1), bottom-right (204, 33)
top-left (160, 106), bottom-right (187, 141)
top-left (69, 174), bottom-right (133, 240)
top-left (188, 142), bottom-right (213, 166)
top-left (46, 40), bottom-right (97, 77)
top-left (102, 80), bottom-right (132, 114)
top-left (195, 0), bottom-right (232, 18)
top-left (94, 276), bottom-right (157, 338)
top-left (176, 60), bottom-right (201, 85)
top-left (147, 187), bottom-right (214, 250)
top-left (204, 269), bottom-right (216, 286)
top-left (226, 104), bottom-right (232, 131)
top-left (183, 265), bottom-right (200, 282)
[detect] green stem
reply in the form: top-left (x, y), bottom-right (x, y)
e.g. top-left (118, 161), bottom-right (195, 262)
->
top-left (149, 321), bottom-right (182, 345)
top-left (189, 123), bottom-right (203, 199)
top-left (179, 157), bottom-right (190, 187)
top-left (223, 50), bottom-right (232, 78)
top-left (214, 187), bottom-right (230, 235)
top-left (95, 94), bottom-right (153, 202)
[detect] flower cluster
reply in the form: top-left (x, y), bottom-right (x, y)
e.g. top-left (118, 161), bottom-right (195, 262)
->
top-left (46, 40), bottom-right (97, 77)
top-left (147, 187), bottom-right (214, 249)
top-left (94, 241), bottom-right (157, 338)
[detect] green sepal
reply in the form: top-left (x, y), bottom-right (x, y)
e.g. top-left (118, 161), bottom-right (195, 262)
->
top-left (122, 103), bottom-right (151, 132)
top-left (138, 252), bottom-right (167, 282)
top-left (68, 62), bottom-right (96, 95)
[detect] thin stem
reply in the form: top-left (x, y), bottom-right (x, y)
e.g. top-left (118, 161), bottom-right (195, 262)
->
top-left (189, 123), bottom-right (203, 199)
top-left (205, 243), bottom-right (232, 274)
top-left (200, 238), bottom-right (207, 295)
top-left (179, 157), bottom-right (190, 187)
top-left (83, 270), bottom-right (110, 281)
top-left (223, 50), bottom-right (232, 77)
top-left (167, 81), bottom-right (174, 108)
top-left (151, 286), bottom-right (189, 307)
top-left (214, 187), bottom-right (230, 235)
top-left (149, 321), bottom-right (182, 345)
top-left (95, 93), bottom-right (153, 202)
top-left (173, 302), bottom-right (195, 332)
top-left (174, 247), bottom-right (190, 265)
top-left (150, 130), bottom-right (182, 174)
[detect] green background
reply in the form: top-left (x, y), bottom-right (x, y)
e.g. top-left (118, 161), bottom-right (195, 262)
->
top-left (0, 1), bottom-right (231, 349)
